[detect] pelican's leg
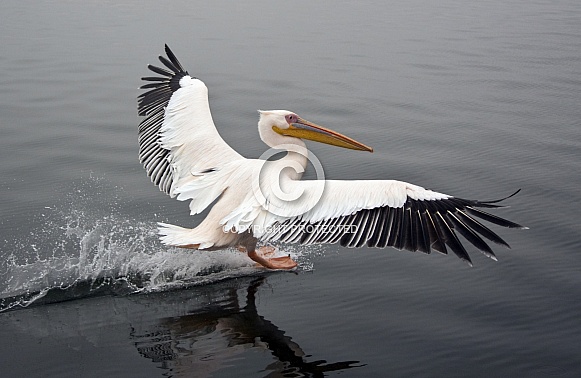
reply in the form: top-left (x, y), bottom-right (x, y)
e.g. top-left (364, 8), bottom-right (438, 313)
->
top-left (239, 243), bottom-right (297, 270)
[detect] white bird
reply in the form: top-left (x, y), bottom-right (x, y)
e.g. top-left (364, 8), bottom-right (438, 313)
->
top-left (138, 45), bottom-right (525, 269)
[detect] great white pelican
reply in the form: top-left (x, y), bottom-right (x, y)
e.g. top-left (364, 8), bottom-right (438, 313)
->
top-left (138, 45), bottom-right (525, 270)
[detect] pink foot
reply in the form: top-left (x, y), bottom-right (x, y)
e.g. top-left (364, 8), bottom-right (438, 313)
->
top-left (246, 246), bottom-right (297, 270)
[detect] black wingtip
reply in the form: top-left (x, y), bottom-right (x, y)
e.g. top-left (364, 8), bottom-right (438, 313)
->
top-left (481, 189), bottom-right (522, 205)
top-left (164, 44), bottom-right (186, 73)
top-left (147, 64), bottom-right (172, 77)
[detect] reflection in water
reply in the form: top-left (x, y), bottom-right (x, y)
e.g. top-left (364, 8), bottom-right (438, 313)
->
top-left (132, 277), bottom-right (361, 377)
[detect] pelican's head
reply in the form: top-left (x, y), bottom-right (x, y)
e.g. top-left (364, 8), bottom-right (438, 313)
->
top-left (257, 110), bottom-right (373, 152)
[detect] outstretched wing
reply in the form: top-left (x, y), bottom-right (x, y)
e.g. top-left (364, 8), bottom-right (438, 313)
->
top-left (225, 180), bottom-right (525, 266)
top-left (138, 45), bottom-right (243, 197)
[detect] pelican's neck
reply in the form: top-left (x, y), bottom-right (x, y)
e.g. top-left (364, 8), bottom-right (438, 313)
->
top-left (269, 140), bottom-right (308, 181)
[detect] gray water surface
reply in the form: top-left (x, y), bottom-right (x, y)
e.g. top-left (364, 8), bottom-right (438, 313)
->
top-left (1, 1), bottom-right (580, 377)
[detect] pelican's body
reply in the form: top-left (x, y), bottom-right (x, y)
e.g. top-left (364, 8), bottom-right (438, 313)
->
top-left (138, 45), bottom-right (525, 269)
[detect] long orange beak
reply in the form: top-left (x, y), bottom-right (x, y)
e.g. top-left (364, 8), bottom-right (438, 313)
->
top-left (272, 117), bottom-right (373, 152)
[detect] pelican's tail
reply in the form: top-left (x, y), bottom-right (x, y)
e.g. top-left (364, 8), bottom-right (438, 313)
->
top-left (157, 222), bottom-right (215, 250)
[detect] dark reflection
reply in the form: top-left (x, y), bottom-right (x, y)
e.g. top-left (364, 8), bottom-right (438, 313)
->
top-left (132, 276), bottom-right (361, 377)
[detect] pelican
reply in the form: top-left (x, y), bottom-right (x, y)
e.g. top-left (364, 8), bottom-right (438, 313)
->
top-left (138, 45), bottom-right (525, 270)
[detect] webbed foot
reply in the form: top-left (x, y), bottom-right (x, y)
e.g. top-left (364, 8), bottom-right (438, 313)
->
top-left (244, 245), bottom-right (297, 270)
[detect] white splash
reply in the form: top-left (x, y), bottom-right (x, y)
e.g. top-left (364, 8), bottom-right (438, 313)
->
top-left (0, 177), bottom-right (321, 311)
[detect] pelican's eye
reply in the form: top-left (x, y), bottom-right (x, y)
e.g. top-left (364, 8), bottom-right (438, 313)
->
top-left (285, 114), bottom-right (298, 124)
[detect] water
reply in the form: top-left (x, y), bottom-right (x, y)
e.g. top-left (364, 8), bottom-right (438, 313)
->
top-left (1, 0), bottom-right (580, 376)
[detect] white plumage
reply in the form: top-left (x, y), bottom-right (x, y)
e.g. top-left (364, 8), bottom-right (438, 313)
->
top-left (138, 45), bottom-right (525, 269)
